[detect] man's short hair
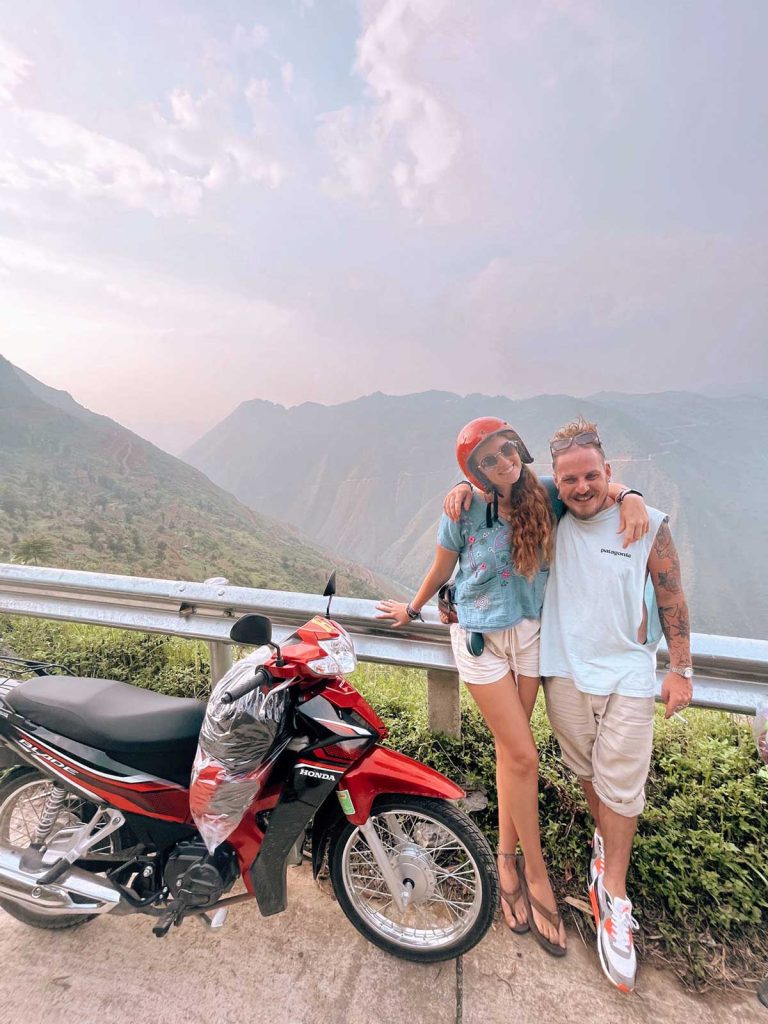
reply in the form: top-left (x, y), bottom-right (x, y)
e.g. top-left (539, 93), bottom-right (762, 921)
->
top-left (550, 416), bottom-right (606, 464)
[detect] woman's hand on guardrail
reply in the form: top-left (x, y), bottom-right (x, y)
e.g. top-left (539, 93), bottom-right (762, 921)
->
top-left (375, 600), bottom-right (411, 629)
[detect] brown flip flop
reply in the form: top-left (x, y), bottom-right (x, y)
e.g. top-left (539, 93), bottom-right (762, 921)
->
top-left (497, 851), bottom-right (529, 934)
top-left (516, 854), bottom-right (567, 957)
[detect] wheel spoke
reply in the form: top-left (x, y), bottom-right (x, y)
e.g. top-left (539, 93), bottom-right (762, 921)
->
top-left (338, 803), bottom-right (489, 951)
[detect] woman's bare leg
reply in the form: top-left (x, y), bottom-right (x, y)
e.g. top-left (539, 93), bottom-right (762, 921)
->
top-left (496, 674), bottom-right (539, 850)
top-left (467, 673), bottom-right (566, 948)
top-left (491, 673), bottom-right (539, 926)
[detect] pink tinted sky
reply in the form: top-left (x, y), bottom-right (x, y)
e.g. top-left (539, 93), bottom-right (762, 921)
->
top-left (0, 1), bottom-right (766, 452)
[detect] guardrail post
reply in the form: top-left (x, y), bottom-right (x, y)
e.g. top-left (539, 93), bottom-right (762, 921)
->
top-left (205, 577), bottom-right (234, 685)
top-left (208, 641), bottom-right (234, 685)
top-left (426, 669), bottom-right (461, 737)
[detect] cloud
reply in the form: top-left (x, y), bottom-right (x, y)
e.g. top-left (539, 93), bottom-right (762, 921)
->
top-left (152, 86), bottom-right (284, 191)
top-left (450, 233), bottom-right (768, 395)
top-left (0, 31), bottom-right (285, 221)
top-left (9, 108), bottom-right (206, 216)
top-left (232, 23), bottom-right (270, 53)
top-left (0, 234), bottom-right (311, 430)
top-left (281, 62), bottom-right (295, 93)
top-left (0, 235), bottom-right (295, 330)
top-left (319, 0), bottom-right (461, 219)
top-left (318, 0), bottom-right (632, 224)
top-left (0, 37), bottom-right (31, 103)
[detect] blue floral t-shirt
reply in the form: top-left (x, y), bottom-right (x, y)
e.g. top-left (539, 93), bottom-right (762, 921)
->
top-left (436, 477), bottom-right (564, 632)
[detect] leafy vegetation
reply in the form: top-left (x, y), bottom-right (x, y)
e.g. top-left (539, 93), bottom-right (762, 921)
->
top-left (1, 615), bottom-right (765, 989)
top-left (354, 664), bottom-right (768, 990)
top-left (0, 356), bottom-right (382, 598)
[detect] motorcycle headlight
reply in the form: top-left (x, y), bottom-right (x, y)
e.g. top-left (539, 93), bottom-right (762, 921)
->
top-left (307, 633), bottom-right (357, 676)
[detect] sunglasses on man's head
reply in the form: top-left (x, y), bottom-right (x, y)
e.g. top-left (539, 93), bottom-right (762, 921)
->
top-left (477, 439), bottom-right (519, 471)
top-left (549, 430), bottom-right (602, 456)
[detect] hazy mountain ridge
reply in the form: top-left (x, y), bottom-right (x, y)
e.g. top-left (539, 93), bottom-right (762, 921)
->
top-left (0, 357), bottom-right (385, 599)
top-left (184, 389), bottom-right (768, 640)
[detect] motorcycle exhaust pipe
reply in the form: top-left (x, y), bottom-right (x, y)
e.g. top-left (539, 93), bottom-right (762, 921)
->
top-left (0, 846), bottom-right (122, 916)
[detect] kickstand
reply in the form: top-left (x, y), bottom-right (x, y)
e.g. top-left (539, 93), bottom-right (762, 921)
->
top-left (196, 907), bottom-right (229, 931)
top-left (152, 904), bottom-right (185, 938)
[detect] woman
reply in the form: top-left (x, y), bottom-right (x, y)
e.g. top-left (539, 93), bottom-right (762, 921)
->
top-left (376, 417), bottom-right (648, 957)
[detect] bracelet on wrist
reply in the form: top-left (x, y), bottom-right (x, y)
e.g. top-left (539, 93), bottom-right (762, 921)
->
top-left (617, 488), bottom-right (643, 503)
top-left (406, 603), bottom-right (424, 621)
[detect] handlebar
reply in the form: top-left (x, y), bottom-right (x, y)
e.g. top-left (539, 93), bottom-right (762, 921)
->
top-left (220, 666), bottom-right (272, 705)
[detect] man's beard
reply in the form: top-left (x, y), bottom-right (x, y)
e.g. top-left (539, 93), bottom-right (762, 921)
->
top-left (566, 492), bottom-right (610, 519)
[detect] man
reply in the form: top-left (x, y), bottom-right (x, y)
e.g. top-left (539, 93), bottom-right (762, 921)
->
top-left (540, 418), bottom-right (692, 994)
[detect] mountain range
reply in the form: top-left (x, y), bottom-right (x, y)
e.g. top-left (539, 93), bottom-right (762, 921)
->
top-left (184, 389), bottom-right (768, 641)
top-left (0, 357), bottom-right (384, 599)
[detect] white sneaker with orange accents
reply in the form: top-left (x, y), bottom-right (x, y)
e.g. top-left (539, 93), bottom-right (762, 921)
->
top-left (589, 876), bottom-right (639, 994)
top-left (589, 829), bottom-right (605, 887)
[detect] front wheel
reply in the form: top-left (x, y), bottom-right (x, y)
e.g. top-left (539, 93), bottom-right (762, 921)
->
top-left (329, 795), bottom-right (498, 962)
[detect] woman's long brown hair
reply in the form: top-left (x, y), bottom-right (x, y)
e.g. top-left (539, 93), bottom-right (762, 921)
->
top-left (507, 465), bottom-right (555, 579)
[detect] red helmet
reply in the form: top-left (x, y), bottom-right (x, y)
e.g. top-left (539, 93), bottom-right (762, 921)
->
top-left (456, 417), bottom-right (534, 491)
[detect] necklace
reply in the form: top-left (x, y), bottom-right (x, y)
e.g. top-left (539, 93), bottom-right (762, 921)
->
top-left (498, 506), bottom-right (513, 522)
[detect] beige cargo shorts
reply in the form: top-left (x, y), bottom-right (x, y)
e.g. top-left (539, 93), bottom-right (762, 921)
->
top-left (544, 675), bottom-right (655, 817)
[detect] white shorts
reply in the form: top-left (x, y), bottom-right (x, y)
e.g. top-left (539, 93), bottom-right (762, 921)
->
top-left (450, 619), bottom-right (541, 685)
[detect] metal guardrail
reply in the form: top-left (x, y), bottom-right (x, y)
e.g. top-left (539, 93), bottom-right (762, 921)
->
top-left (0, 563), bottom-right (766, 737)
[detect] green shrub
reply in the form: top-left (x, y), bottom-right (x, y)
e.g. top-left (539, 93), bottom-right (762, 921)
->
top-left (0, 616), bottom-right (212, 700)
top-left (351, 665), bottom-right (768, 988)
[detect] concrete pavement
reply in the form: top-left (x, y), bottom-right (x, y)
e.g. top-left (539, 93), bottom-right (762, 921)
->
top-left (0, 863), bottom-right (764, 1024)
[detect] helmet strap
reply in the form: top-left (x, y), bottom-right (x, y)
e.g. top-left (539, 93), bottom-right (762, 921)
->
top-left (485, 492), bottom-right (499, 528)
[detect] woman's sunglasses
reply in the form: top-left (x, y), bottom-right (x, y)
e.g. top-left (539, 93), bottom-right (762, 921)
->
top-left (549, 430), bottom-right (602, 456)
top-left (476, 439), bottom-right (519, 471)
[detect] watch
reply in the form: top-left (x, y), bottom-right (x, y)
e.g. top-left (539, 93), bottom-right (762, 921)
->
top-left (669, 666), bottom-right (693, 678)
top-left (406, 604), bottom-right (424, 622)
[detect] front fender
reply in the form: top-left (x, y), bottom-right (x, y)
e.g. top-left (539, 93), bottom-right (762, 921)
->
top-left (340, 745), bottom-right (464, 825)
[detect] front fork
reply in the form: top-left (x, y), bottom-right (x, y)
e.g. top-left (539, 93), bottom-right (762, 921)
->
top-left (358, 817), bottom-right (412, 914)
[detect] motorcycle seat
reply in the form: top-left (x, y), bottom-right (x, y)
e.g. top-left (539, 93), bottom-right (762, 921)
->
top-left (5, 675), bottom-right (205, 786)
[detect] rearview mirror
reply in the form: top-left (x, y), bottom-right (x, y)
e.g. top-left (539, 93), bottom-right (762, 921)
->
top-left (323, 571), bottom-right (337, 617)
top-left (229, 614), bottom-right (272, 647)
top-left (323, 572), bottom-right (337, 598)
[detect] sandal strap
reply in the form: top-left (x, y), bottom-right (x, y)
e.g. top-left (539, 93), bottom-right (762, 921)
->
top-left (523, 886), bottom-right (562, 928)
top-left (499, 885), bottom-right (523, 905)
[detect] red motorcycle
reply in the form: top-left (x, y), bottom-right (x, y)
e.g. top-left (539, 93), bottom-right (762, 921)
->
top-left (0, 575), bottom-right (497, 961)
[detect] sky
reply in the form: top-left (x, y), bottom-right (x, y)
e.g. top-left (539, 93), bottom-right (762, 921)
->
top-left (0, 0), bottom-right (766, 452)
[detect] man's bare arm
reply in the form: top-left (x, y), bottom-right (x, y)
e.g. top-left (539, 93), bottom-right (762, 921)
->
top-left (648, 521), bottom-right (691, 657)
top-left (647, 520), bottom-right (693, 717)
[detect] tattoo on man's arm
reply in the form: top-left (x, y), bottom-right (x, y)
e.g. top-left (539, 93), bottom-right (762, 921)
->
top-left (658, 601), bottom-right (691, 641)
top-left (656, 568), bottom-right (682, 594)
top-left (653, 524), bottom-right (683, 594)
top-left (652, 521), bottom-right (674, 562)
top-left (652, 521), bottom-right (691, 650)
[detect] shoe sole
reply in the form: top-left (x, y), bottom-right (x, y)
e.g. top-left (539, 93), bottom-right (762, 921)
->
top-left (588, 880), bottom-right (634, 995)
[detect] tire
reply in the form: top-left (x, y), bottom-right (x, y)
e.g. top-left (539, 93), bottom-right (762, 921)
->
top-left (0, 768), bottom-right (122, 930)
top-left (329, 795), bottom-right (498, 963)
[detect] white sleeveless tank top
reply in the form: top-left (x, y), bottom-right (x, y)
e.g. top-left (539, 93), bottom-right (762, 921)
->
top-left (540, 503), bottom-right (668, 697)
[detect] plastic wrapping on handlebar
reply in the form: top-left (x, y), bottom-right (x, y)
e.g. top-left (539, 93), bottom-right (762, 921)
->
top-left (220, 666), bottom-right (271, 704)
